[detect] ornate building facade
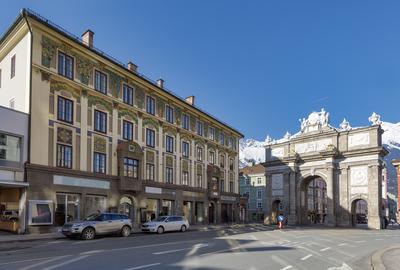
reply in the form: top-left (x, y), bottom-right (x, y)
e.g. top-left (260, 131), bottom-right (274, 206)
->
top-left (0, 9), bottom-right (243, 233)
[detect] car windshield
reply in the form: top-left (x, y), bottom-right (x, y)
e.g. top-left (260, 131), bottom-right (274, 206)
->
top-left (153, 216), bottom-right (167, 222)
top-left (84, 213), bottom-right (101, 221)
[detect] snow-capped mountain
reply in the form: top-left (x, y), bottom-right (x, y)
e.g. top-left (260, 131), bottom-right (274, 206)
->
top-left (239, 121), bottom-right (400, 194)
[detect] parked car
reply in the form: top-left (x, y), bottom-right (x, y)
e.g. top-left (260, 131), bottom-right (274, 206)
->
top-left (61, 213), bottom-right (132, 240)
top-left (141, 216), bottom-right (189, 234)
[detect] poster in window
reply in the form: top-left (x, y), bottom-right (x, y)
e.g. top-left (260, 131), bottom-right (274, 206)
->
top-left (29, 200), bottom-right (53, 225)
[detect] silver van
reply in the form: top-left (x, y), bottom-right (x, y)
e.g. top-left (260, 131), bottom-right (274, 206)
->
top-left (62, 213), bottom-right (132, 240)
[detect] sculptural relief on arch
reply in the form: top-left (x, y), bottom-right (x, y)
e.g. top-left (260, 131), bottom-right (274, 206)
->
top-left (263, 110), bottom-right (388, 229)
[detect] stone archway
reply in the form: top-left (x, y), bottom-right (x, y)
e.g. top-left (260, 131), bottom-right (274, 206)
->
top-left (271, 200), bottom-right (281, 224)
top-left (351, 198), bottom-right (368, 227)
top-left (119, 196), bottom-right (136, 223)
top-left (298, 176), bottom-right (327, 225)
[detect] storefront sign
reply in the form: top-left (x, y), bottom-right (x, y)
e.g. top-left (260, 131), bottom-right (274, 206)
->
top-left (162, 189), bottom-right (176, 196)
top-left (145, 186), bottom-right (162, 194)
top-left (182, 191), bottom-right (204, 198)
top-left (53, 175), bottom-right (110, 190)
top-left (221, 195), bottom-right (237, 202)
top-left (28, 200), bottom-right (53, 225)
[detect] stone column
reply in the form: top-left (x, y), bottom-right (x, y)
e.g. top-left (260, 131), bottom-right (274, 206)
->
top-left (80, 94), bottom-right (88, 171)
top-left (338, 166), bottom-right (350, 226)
top-left (325, 166), bottom-right (336, 226)
top-left (288, 170), bottom-right (297, 225)
top-left (111, 106), bottom-right (119, 175)
top-left (191, 138), bottom-right (196, 187)
top-left (264, 173), bottom-right (272, 225)
top-left (137, 117), bottom-right (143, 145)
top-left (368, 164), bottom-right (382, 229)
top-left (176, 132), bottom-right (181, 185)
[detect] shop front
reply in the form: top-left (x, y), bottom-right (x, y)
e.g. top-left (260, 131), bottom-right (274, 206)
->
top-left (0, 181), bottom-right (28, 234)
top-left (220, 195), bottom-right (239, 223)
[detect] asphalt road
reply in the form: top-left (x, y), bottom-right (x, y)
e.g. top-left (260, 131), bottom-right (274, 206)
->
top-left (0, 225), bottom-right (399, 270)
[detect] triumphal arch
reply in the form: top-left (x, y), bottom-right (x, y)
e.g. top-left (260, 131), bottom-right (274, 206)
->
top-left (264, 110), bottom-right (387, 229)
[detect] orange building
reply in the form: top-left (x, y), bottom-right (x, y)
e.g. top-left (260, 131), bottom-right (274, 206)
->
top-left (391, 159), bottom-right (400, 220)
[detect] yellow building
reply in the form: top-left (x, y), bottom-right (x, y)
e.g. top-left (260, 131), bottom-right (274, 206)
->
top-left (0, 9), bottom-right (243, 233)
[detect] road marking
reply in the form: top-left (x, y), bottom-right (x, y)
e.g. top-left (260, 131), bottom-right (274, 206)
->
top-left (124, 263), bottom-right (161, 270)
top-left (354, 240), bottom-right (366, 243)
top-left (327, 262), bottom-right (353, 270)
top-left (320, 247), bottom-right (331, 251)
top-left (338, 243), bottom-right (348, 246)
top-left (17, 255), bottom-right (71, 270)
top-left (0, 257), bottom-right (59, 266)
top-left (281, 266), bottom-right (293, 270)
top-left (73, 239), bottom-right (104, 245)
top-left (250, 235), bottom-right (258, 240)
top-left (301, 254), bottom-right (312, 260)
top-left (375, 238), bottom-right (383, 241)
top-left (153, 243), bottom-right (209, 255)
top-left (41, 255), bottom-right (90, 270)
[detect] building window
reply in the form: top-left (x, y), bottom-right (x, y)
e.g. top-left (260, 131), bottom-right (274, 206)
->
top-left (0, 134), bottom-right (21, 164)
top-left (182, 141), bottom-right (189, 158)
top-left (229, 158), bottom-right (234, 171)
top-left (94, 110), bottom-right (107, 133)
top-left (166, 135), bottom-right (174, 153)
top-left (146, 128), bottom-right (155, 148)
top-left (257, 189), bottom-right (262, 199)
top-left (220, 132), bottom-right (225, 145)
top-left (146, 163), bottom-right (155, 180)
top-left (123, 158), bottom-right (139, 178)
top-left (182, 114), bottom-right (189, 130)
top-left (11, 54), bottom-right (16, 79)
top-left (209, 151), bottom-right (215, 164)
top-left (123, 120), bottom-right (133, 141)
top-left (94, 70), bottom-right (107, 94)
top-left (209, 127), bottom-right (215, 140)
top-left (93, 152), bottom-right (106, 174)
top-left (57, 144), bottom-right (72, 168)
top-left (229, 181), bottom-right (234, 193)
top-left (58, 52), bottom-right (74, 80)
top-left (257, 202), bottom-right (262, 209)
top-left (122, 84), bottom-right (134, 106)
top-left (146, 96), bottom-right (155, 115)
top-left (166, 167), bottom-right (173, 184)
top-left (196, 121), bottom-right (203, 136)
top-left (220, 179), bottom-right (225, 192)
top-left (257, 177), bottom-right (262, 184)
top-left (197, 174), bottom-right (202, 188)
top-left (57, 96), bottom-right (73, 123)
top-left (182, 171), bottom-right (189, 185)
top-left (166, 105), bottom-right (174, 123)
top-left (245, 179), bottom-right (250, 185)
top-left (196, 146), bottom-right (203, 161)
top-left (220, 155), bottom-right (225, 168)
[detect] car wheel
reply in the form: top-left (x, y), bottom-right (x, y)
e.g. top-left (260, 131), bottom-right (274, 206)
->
top-left (121, 226), bottom-right (131, 237)
top-left (157, 226), bottom-right (164, 234)
top-left (82, 227), bottom-right (95, 240)
top-left (181, 225), bottom-right (187, 232)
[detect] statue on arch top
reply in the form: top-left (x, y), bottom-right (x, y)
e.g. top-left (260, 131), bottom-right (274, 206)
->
top-left (299, 108), bottom-right (331, 134)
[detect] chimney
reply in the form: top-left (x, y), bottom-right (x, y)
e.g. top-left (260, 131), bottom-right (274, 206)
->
top-left (127, 62), bottom-right (138, 73)
top-left (157, 78), bottom-right (164, 88)
top-left (185, 96), bottom-right (195, 106)
top-left (82, 30), bottom-right (94, 48)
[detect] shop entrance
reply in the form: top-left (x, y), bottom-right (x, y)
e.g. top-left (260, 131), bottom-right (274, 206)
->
top-left (351, 199), bottom-right (368, 227)
top-left (55, 193), bottom-right (80, 226)
top-left (119, 196), bottom-right (135, 222)
top-left (195, 202), bottom-right (204, 223)
top-left (183, 201), bottom-right (192, 223)
top-left (208, 202), bottom-right (216, 224)
top-left (221, 203), bottom-right (228, 223)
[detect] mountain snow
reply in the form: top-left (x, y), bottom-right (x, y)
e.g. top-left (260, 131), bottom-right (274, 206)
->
top-left (239, 121), bottom-right (400, 194)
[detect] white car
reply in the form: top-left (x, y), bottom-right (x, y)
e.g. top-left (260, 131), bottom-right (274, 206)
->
top-left (142, 216), bottom-right (189, 234)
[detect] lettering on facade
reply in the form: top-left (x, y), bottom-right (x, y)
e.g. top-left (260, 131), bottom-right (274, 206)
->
top-left (221, 195), bottom-right (236, 202)
top-left (348, 133), bottom-right (370, 147)
top-left (145, 186), bottom-right (162, 194)
top-left (294, 139), bottom-right (332, 154)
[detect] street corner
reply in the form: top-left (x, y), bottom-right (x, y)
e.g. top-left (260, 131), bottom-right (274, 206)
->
top-left (371, 245), bottom-right (400, 270)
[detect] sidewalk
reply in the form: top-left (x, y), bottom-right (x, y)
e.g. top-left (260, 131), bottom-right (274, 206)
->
top-left (0, 223), bottom-right (272, 243)
top-left (371, 246), bottom-right (400, 270)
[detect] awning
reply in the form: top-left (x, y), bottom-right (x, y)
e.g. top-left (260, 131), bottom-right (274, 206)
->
top-left (0, 180), bottom-right (29, 188)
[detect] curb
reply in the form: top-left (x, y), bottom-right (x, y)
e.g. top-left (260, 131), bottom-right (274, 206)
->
top-left (0, 223), bottom-right (270, 244)
top-left (371, 245), bottom-right (400, 270)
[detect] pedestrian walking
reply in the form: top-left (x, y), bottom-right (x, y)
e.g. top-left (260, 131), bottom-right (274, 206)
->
top-left (277, 214), bottom-right (285, 229)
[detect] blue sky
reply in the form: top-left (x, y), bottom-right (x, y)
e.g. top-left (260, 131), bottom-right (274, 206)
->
top-left (1, 1), bottom-right (399, 140)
